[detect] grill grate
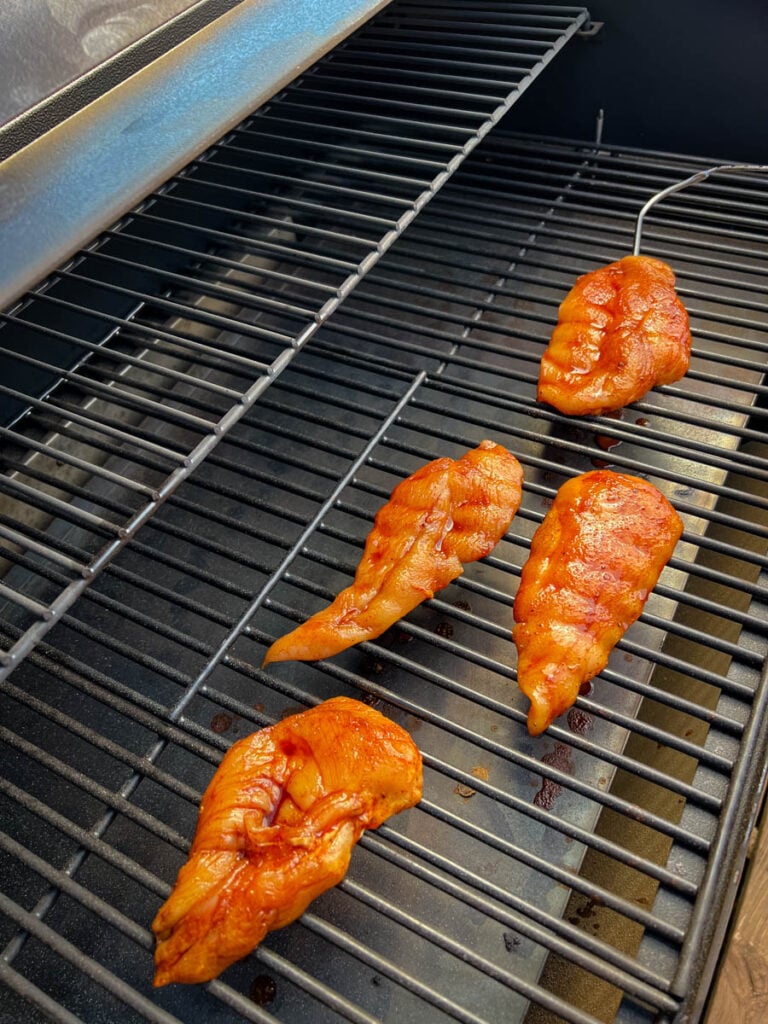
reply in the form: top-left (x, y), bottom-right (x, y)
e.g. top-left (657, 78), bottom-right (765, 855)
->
top-left (2, 31), bottom-right (768, 1024)
top-left (0, 0), bottom-right (588, 677)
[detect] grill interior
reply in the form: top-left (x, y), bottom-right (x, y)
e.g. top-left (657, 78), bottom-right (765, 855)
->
top-left (2, 4), bottom-right (768, 1024)
top-left (0, 0), bottom-right (588, 670)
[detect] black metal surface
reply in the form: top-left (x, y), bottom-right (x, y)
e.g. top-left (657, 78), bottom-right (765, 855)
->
top-left (1, 16), bottom-right (768, 1024)
top-left (0, 0), bottom-right (588, 676)
top-left (508, 0), bottom-right (768, 165)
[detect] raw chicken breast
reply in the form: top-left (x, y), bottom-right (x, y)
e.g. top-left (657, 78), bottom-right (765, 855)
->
top-left (263, 440), bottom-right (523, 665)
top-left (513, 470), bottom-right (683, 735)
top-left (538, 255), bottom-right (691, 416)
top-left (153, 696), bottom-right (423, 985)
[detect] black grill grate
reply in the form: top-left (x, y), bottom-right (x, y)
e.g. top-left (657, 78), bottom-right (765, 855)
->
top-left (0, 0), bottom-right (588, 676)
top-left (1, 20), bottom-right (768, 1024)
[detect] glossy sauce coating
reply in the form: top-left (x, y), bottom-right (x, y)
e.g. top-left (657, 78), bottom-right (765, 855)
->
top-left (263, 440), bottom-right (523, 665)
top-left (153, 697), bottom-right (423, 985)
top-left (513, 471), bottom-right (683, 735)
top-left (538, 255), bottom-right (691, 416)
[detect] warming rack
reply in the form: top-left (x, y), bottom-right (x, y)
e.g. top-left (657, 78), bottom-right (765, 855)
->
top-left (1, 127), bottom-right (767, 1024)
top-left (0, 0), bottom-right (589, 678)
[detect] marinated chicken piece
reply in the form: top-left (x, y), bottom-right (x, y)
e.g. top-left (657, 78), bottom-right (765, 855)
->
top-left (153, 697), bottom-right (423, 986)
top-left (263, 440), bottom-right (523, 665)
top-left (513, 470), bottom-right (683, 735)
top-left (538, 255), bottom-right (691, 416)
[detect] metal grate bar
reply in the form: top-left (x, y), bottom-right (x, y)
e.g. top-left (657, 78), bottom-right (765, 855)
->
top-left (0, 829), bottom-right (152, 951)
top-left (414, 187), bottom-right (768, 270)
top-left (0, 346), bottom-right (221, 431)
top-left (17, 637), bottom-right (226, 763)
top-left (391, 227), bottom-right (767, 304)
top-left (32, 299), bottom-right (276, 377)
top-left (3, 315), bottom-right (741, 716)
top-left (264, 598), bottom-right (729, 806)
top-left (0, 892), bottom-right (183, 1024)
top-left (458, 162), bottom-right (768, 225)
top-left (0, 425), bottom-right (158, 496)
top-left (57, 267), bottom-right (303, 344)
top-left (236, 131), bottom-right (437, 176)
top-left (373, 210), bottom-right (766, 295)
top-left (0, 476), bottom-right (120, 536)
top-left (0, 961), bottom-right (86, 1024)
top-left (198, 157), bottom-right (420, 207)
top-left (152, 190), bottom-right (380, 248)
top-left (2, 372), bottom-right (442, 1020)
top-left (41, 444), bottom-right (741, 778)
top-left (0, 582), bottom-right (53, 622)
top-left (401, 392), bottom-right (768, 523)
top-left (348, 413), bottom-right (768, 606)
top-left (319, 348), bottom-right (768, 503)
top-left (0, 773), bottom-right (170, 900)
top-left (0, 790), bottom-right (283, 1024)
top-left (322, 62), bottom-right (528, 95)
top-left (286, 85), bottom-right (498, 119)
top-left (0, 316), bottom-right (247, 401)
top-left (669, 660), bottom-right (768, 1012)
top-left (351, 267), bottom-right (768, 362)
top-left (253, 110), bottom-right (459, 154)
top-left (280, 591), bottom-right (737, 746)
top-left (334, 52), bottom-right (541, 78)
top-left (331, 471), bottom-right (768, 630)
top-left (225, 132), bottom-right (441, 180)
top-left (409, 792), bottom-right (696, 902)
top-left (35, 526), bottom-right (722, 866)
top-left (107, 229), bottom-right (342, 296)
top-left (311, 322), bottom-right (768, 448)
top-left (246, 948), bottom-right (384, 1024)
top-left (0, 725), bottom-right (189, 851)
top-left (1, 680), bottom-right (200, 803)
top-left (448, 167), bottom-right (768, 235)
top-left (3, 700), bottom-right (610, 1024)
top-left (130, 210), bottom-right (356, 272)
top-left (0, 524), bottom-right (85, 573)
top-left (203, 982), bottom-right (282, 1024)
top-left (273, 100), bottom-right (480, 137)
top-left (75, 249), bottom-right (319, 329)
top-left (24, 296), bottom-right (737, 745)
top-left (339, 40), bottom-right (548, 61)
top-left (310, 70), bottom-right (511, 106)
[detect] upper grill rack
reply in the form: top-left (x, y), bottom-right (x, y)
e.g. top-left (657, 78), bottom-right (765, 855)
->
top-left (1, 126), bottom-right (768, 1024)
top-left (0, 0), bottom-right (589, 679)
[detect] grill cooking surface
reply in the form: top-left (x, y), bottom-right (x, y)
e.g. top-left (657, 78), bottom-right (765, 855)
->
top-left (2, 13), bottom-right (768, 1024)
top-left (0, 0), bottom-right (587, 676)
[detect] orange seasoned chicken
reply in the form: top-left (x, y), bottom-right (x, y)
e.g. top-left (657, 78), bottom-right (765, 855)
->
top-left (538, 255), bottom-right (691, 416)
top-left (263, 440), bottom-right (523, 665)
top-left (153, 697), bottom-right (422, 986)
top-left (513, 470), bottom-right (683, 735)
